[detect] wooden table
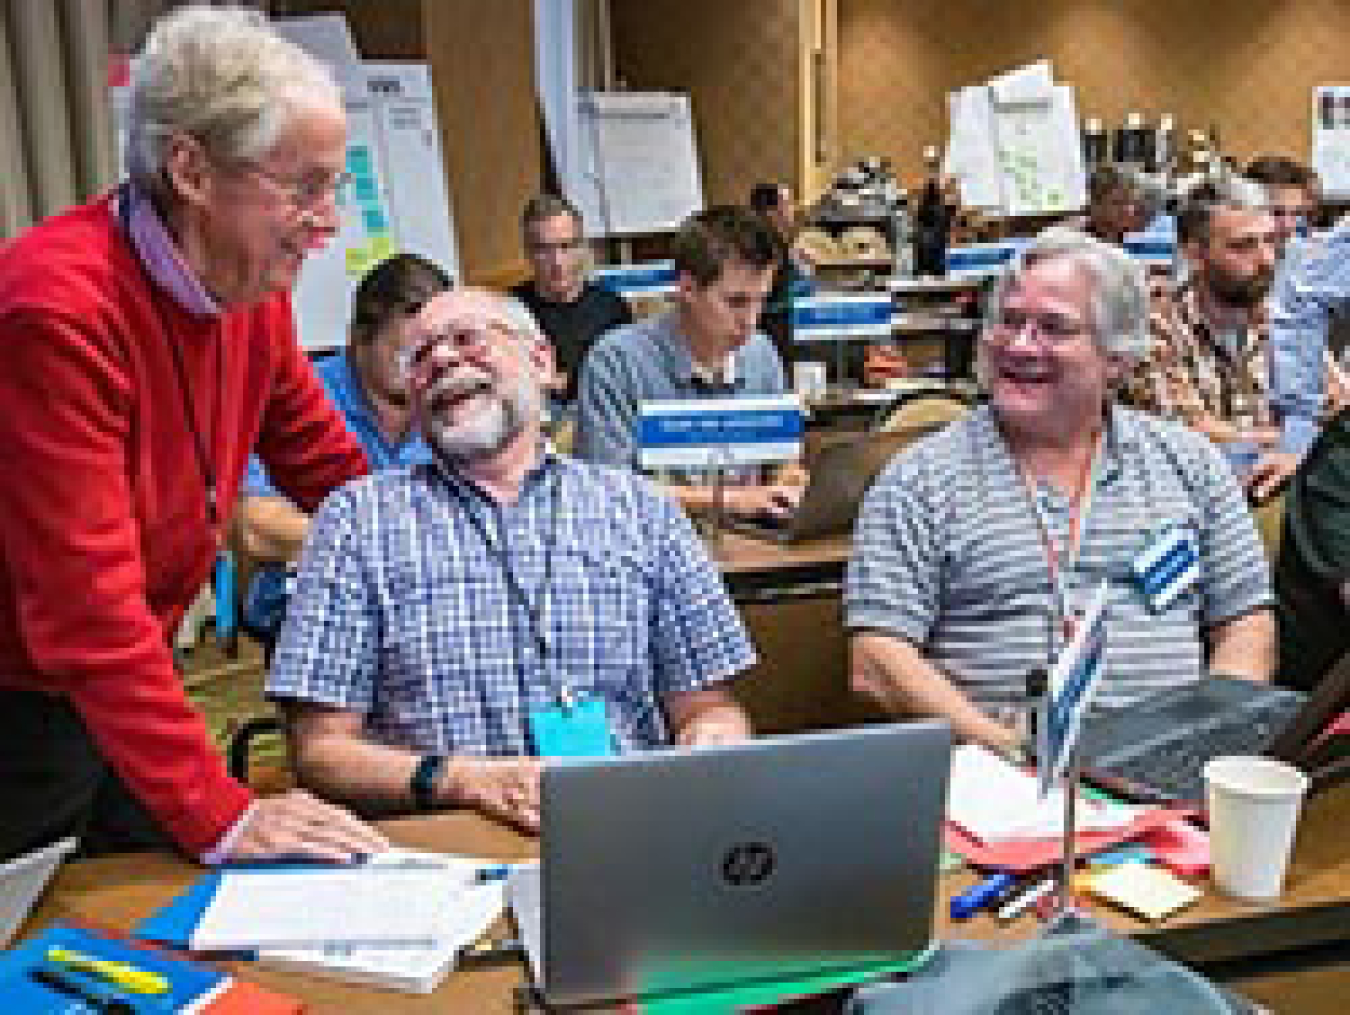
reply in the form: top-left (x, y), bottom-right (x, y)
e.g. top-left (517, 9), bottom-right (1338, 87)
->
top-left (24, 784), bottom-right (1350, 1013)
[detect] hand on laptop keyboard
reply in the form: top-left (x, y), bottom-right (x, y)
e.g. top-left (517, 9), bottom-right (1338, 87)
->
top-left (725, 484), bottom-right (802, 520)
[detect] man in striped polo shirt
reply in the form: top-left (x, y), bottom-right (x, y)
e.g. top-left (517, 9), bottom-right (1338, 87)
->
top-left (846, 228), bottom-right (1274, 756)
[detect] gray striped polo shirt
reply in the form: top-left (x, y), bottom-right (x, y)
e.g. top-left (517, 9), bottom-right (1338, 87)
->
top-left (846, 403), bottom-right (1272, 713)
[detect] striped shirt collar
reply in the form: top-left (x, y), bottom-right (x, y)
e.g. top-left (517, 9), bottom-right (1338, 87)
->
top-left (117, 181), bottom-right (223, 317)
top-left (983, 401), bottom-right (1134, 489)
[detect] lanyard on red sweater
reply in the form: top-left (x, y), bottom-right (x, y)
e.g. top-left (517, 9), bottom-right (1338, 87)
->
top-left (116, 184), bottom-right (223, 534)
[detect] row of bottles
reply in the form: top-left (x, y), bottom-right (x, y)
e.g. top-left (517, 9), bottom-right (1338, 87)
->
top-left (1082, 113), bottom-right (1228, 182)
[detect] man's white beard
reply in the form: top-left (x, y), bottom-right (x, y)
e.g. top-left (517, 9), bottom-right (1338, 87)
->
top-left (424, 376), bottom-right (540, 464)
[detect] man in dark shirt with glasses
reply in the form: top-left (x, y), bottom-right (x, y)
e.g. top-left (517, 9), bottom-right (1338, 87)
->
top-left (510, 195), bottom-right (632, 406)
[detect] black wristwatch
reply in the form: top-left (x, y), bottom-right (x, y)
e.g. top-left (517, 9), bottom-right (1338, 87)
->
top-left (410, 754), bottom-right (446, 812)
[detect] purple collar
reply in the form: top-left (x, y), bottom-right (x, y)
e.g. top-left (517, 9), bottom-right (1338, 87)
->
top-left (117, 182), bottom-right (222, 317)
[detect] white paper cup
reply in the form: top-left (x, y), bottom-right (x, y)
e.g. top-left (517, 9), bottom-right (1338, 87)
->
top-left (1203, 755), bottom-right (1309, 901)
top-left (793, 361), bottom-right (828, 401)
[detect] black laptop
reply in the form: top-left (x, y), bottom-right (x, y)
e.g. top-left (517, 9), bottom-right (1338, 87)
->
top-left (731, 428), bottom-right (932, 544)
top-left (1074, 654), bottom-right (1350, 808)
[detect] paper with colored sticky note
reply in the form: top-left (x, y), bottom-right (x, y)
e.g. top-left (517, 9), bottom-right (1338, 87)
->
top-left (1084, 862), bottom-right (1201, 922)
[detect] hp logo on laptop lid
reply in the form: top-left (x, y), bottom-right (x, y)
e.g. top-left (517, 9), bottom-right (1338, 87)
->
top-left (721, 842), bottom-right (775, 887)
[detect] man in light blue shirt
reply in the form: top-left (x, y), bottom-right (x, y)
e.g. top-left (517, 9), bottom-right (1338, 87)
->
top-left (1249, 156), bottom-right (1336, 500)
top-left (575, 206), bottom-right (802, 519)
top-left (236, 253), bottom-right (450, 642)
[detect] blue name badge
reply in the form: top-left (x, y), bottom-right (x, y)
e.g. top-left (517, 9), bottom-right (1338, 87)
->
top-left (1130, 525), bottom-right (1200, 612)
top-left (529, 698), bottom-right (617, 758)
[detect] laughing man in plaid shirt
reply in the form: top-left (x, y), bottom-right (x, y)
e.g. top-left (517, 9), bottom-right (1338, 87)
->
top-left (267, 289), bottom-right (754, 834)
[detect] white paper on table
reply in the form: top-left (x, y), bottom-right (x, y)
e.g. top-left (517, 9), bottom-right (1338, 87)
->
top-left (192, 861), bottom-right (468, 951)
top-left (947, 744), bottom-right (1140, 843)
top-left (257, 851), bottom-right (507, 994)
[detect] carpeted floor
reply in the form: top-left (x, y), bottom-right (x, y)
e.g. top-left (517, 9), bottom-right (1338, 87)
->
top-left (182, 633), bottom-right (286, 767)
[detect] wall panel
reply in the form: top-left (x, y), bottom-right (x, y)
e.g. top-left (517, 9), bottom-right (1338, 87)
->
top-left (611, 0), bottom-right (803, 208)
top-left (840, 0), bottom-right (1350, 181)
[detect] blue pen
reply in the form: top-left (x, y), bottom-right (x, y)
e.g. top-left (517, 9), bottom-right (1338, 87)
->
top-left (475, 863), bottom-right (514, 883)
top-left (949, 871), bottom-right (1017, 920)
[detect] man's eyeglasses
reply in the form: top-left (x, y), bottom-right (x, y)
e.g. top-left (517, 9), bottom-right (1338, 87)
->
top-left (400, 324), bottom-right (514, 376)
top-left (989, 309), bottom-right (1088, 344)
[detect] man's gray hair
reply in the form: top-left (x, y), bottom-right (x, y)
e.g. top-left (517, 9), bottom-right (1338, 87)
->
top-left (126, 5), bottom-right (342, 193)
top-left (1175, 176), bottom-right (1271, 246)
top-left (985, 227), bottom-right (1151, 366)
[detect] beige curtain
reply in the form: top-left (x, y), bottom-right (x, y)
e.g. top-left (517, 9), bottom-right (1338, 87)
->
top-left (0, 0), bottom-right (198, 240)
top-left (0, 0), bottom-right (121, 239)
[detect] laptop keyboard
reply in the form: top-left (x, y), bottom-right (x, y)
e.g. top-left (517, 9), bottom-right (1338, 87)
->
top-left (1100, 696), bottom-right (1303, 801)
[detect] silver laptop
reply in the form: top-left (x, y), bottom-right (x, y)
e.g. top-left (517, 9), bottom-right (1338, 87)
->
top-left (0, 838), bottom-right (77, 947)
top-left (515, 723), bottom-right (951, 1008)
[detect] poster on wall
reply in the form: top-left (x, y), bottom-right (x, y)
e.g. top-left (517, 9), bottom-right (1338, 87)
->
top-left (1312, 86), bottom-right (1350, 199)
top-left (944, 62), bottom-right (1087, 218)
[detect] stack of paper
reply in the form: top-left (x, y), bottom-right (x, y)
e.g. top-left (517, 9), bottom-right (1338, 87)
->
top-left (256, 852), bottom-right (506, 994)
top-left (947, 745), bottom-right (1141, 843)
top-left (137, 850), bottom-right (507, 995)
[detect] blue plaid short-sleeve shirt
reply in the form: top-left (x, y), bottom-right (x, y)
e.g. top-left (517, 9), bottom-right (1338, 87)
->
top-left (266, 453), bottom-right (755, 756)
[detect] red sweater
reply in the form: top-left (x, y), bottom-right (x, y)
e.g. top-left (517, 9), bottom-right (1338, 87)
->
top-left (0, 196), bottom-right (369, 855)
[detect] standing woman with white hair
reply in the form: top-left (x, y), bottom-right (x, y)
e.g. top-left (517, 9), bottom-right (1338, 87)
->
top-left (0, 6), bottom-right (388, 863)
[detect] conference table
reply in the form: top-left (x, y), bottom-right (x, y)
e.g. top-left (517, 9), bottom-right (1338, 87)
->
top-left (21, 782), bottom-right (1350, 1013)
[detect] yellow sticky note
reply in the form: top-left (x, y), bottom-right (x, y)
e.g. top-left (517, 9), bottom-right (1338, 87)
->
top-left (345, 244), bottom-right (371, 277)
top-left (368, 233), bottom-right (396, 263)
top-left (1085, 862), bottom-right (1201, 922)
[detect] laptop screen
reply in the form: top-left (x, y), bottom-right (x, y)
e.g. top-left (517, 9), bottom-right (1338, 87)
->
top-left (0, 838), bottom-right (77, 948)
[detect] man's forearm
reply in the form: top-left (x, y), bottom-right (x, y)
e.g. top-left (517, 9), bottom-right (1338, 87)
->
top-left (851, 633), bottom-right (1020, 751)
top-left (286, 729), bottom-right (424, 814)
top-left (1207, 608), bottom-right (1276, 682)
top-left (667, 687), bottom-right (753, 746)
top-left (237, 496), bottom-right (310, 562)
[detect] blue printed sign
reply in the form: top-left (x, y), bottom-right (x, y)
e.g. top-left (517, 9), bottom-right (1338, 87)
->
top-left (637, 396), bottom-right (804, 469)
top-left (790, 296), bottom-right (895, 342)
top-left (1123, 235), bottom-right (1177, 269)
top-left (593, 260), bottom-right (679, 297)
top-left (945, 240), bottom-right (1027, 278)
top-left (1037, 581), bottom-right (1110, 795)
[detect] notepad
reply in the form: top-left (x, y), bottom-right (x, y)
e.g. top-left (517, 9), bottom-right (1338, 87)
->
top-left (1085, 862), bottom-right (1202, 922)
top-left (191, 863), bottom-right (466, 951)
top-left (947, 745), bottom-right (1140, 842)
top-left (257, 851), bottom-right (506, 994)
